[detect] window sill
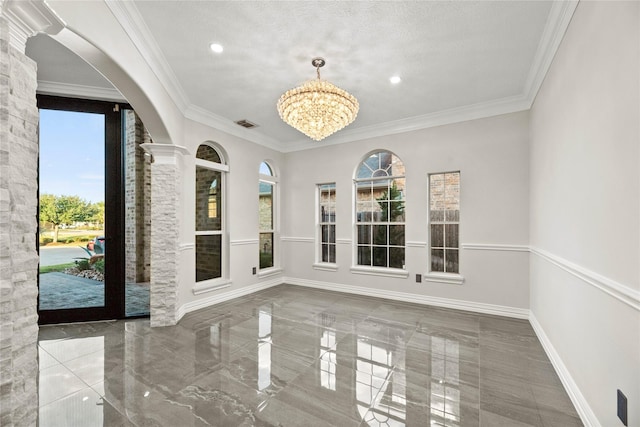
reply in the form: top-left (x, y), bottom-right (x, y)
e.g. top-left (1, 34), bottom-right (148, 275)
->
top-left (423, 272), bottom-right (465, 285)
top-left (192, 279), bottom-right (232, 295)
top-left (312, 263), bottom-right (338, 272)
top-left (350, 266), bottom-right (410, 279)
top-left (257, 267), bottom-right (283, 279)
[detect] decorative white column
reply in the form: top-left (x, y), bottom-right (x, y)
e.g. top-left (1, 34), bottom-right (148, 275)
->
top-left (140, 143), bottom-right (189, 327)
top-left (0, 1), bottom-right (62, 425)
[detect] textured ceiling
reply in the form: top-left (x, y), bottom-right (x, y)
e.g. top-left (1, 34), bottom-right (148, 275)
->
top-left (27, 1), bottom-right (560, 148)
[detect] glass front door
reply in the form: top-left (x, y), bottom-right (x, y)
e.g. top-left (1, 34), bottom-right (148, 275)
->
top-left (37, 96), bottom-right (126, 324)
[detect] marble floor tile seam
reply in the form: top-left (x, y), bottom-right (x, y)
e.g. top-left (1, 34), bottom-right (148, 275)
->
top-left (38, 385), bottom-right (136, 427)
top-left (38, 345), bottom-right (64, 370)
top-left (39, 363), bottom-right (95, 408)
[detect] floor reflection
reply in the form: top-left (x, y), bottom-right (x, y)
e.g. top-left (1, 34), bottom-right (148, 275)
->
top-left (430, 336), bottom-right (461, 426)
top-left (258, 304), bottom-right (273, 392)
top-left (37, 285), bottom-right (582, 426)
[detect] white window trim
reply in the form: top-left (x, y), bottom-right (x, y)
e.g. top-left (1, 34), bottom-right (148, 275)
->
top-left (316, 183), bottom-right (337, 267)
top-left (423, 272), bottom-right (465, 285)
top-left (259, 166), bottom-right (279, 271)
top-left (427, 171), bottom-right (461, 279)
top-left (195, 157), bottom-right (229, 172)
top-left (350, 265), bottom-right (410, 279)
top-left (257, 267), bottom-right (283, 279)
top-left (193, 280), bottom-right (232, 295)
top-left (352, 160), bottom-right (407, 272)
top-left (194, 146), bottom-right (229, 289)
top-left (313, 262), bottom-right (339, 272)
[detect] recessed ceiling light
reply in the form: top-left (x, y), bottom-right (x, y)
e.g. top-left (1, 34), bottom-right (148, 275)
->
top-left (390, 75), bottom-right (402, 84)
top-left (210, 43), bottom-right (223, 53)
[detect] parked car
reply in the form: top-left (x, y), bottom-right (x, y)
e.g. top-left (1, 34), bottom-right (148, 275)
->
top-left (86, 236), bottom-right (106, 254)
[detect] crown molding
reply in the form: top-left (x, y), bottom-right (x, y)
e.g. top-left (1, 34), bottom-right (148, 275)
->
top-left (280, 94), bottom-right (531, 153)
top-left (3, 0), bottom-right (64, 52)
top-left (279, 2), bottom-right (578, 153)
top-left (184, 104), bottom-right (286, 152)
top-left (104, 0), bottom-right (189, 112)
top-left (104, 0), bottom-right (577, 155)
top-left (37, 80), bottom-right (124, 102)
top-left (523, 0), bottom-right (579, 106)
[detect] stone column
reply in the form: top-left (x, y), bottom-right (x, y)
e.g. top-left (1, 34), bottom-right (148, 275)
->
top-left (0, 1), bottom-right (62, 425)
top-left (140, 143), bottom-right (188, 327)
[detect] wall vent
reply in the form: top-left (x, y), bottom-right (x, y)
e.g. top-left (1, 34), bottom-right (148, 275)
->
top-left (235, 119), bottom-right (258, 129)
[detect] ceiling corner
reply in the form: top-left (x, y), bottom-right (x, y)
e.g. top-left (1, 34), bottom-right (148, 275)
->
top-left (104, 0), bottom-right (190, 112)
top-left (184, 105), bottom-right (287, 153)
top-left (523, 0), bottom-right (579, 107)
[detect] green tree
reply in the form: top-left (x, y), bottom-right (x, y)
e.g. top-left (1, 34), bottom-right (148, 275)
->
top-left (39, 194), bottom-right (91, 242)
top-left (87, 201), bottom-right (104, 227)
top-left (375, 182), bottom-right (405, 268)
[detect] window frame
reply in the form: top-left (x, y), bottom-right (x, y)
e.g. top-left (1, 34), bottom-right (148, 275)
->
top-left (425, 171), bottom-right (464, 285)
top-left (193, 143), bottom-right (231, 294)
top-left (258, 161), bottom-right (280, 276)
top-left (314, 183), bottom-right (338, 271)
top-left (351, 150), bottom-right (409, 278)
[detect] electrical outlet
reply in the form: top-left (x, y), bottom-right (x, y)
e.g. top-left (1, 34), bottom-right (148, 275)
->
top-left (618, 389), bottom-right (628, 426)
top-left (252, 267), bottom-right (257, 275)
top-left (416, 274), bottom-right (422, 283)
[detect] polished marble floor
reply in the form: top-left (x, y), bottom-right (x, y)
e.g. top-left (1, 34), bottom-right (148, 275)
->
top-left (37, 284), bottom-right (583, 426)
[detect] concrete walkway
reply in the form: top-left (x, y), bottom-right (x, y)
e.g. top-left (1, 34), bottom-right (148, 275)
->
top-left (39, 272), bottom-right (149, 317)
top-left (39, 246), bottom-right (88, 266)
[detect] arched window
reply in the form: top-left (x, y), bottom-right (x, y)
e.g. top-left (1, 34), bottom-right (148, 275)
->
top-left (354, 151), bottom-right (405, 269)
top-left (259, 161), bottom-right (278, 270)
top-left (195, 143), bottom-right (228, 284)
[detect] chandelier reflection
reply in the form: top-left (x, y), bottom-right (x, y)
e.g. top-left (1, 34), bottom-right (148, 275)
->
top-left (277, 57), bottom-right (359, 141)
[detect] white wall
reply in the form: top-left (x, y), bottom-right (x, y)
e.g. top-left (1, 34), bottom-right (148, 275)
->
top-left (176, 118), bottom-right (285, 311)
top-left (529, 2), bottom-right (640, 426)
top-left (282, 111), bottom-right (530, 314)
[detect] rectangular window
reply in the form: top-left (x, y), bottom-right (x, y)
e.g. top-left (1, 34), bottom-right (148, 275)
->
top-left (259, 181), bottom-right (274, 269)
top-left (196, 165), bottom-right (224, 282)
top-left (356, 178), bottom-right (405, 269)
top-left (429, 172), bottom-right (460, 274)
top-left (318, 183), bottom-right (336, 263)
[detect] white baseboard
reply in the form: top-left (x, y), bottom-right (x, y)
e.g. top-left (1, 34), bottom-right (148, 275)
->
top-left (529, 313), bottom-right (600, 427)
top-left (176, 278), bottom-right (283, 321)
top-left (283, 277), bottom-right (529, 319)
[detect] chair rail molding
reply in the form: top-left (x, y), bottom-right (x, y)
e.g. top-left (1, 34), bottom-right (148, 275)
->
top-left (230, 238), bottom-right (259, 246)
top-left (530, 246), bottom-right (640, 312)
top-left (462, 243), bottom-right (529, 252)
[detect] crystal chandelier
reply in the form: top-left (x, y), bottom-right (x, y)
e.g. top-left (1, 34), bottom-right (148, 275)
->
top-left (277, 58), bottom-right (359, 141)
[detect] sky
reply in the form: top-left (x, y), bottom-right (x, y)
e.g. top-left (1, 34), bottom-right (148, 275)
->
top-left (39, 109), bottom-right (105, 203)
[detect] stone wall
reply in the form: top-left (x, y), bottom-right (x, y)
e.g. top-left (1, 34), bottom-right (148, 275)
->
top-left (0, 15), bottom-right (40, 426)
top-left (124, 110), bottom-right (151, 284)
top-left (149, 159), bottom-right (180, 326)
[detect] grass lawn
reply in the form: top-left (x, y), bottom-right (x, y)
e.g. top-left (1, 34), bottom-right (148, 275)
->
top-left (39, 229), bottom-right (103, 247)
top-left (40, 262), bottom-right (76, 274)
